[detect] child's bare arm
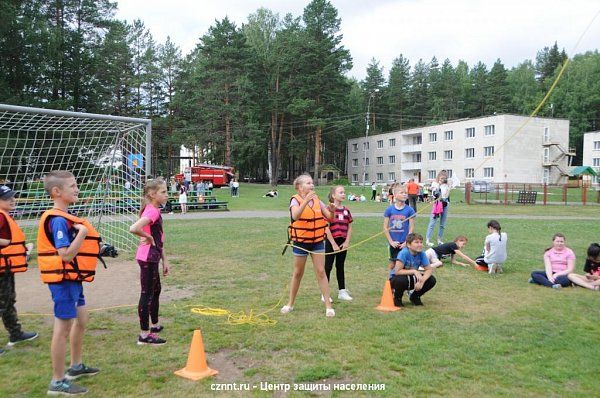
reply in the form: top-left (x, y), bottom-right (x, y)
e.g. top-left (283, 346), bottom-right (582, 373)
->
top-left (0, 238), bottom-right (10, 247)
top-left (454, 249), bottom-right (477, 266)
top-left (129, 217), bottom-right (153, 245)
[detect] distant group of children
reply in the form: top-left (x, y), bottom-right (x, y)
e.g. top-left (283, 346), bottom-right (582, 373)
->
top-left (279, 173), bottom-right (597, 317)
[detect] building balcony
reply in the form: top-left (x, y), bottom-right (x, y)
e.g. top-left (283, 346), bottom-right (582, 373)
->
top-left (401, 144), bottom-right (422, 153)
top-left (402, 162), bottom-right (422, 170)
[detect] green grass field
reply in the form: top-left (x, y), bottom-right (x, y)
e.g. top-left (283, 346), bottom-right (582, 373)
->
top-left (2, 183), bottom-right (599, 397)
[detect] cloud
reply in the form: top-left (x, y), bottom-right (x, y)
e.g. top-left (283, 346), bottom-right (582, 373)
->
top-left (115, 0), bottom-right (600, 80)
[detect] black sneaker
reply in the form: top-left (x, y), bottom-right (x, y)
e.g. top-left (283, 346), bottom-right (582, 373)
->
top-left (150, 325), bottom-right (164, 333)
top-left (393, 296), bottom-right (404, 307)
top-left (137, 333), bottom-right (166, 346)
top-left (47, 379), bottom-right (87, 396)
top-left (7, 331), bottom-right (38, 347)
top-left (65, 364), bottom-right (100, 380)
top-left (409, 295), bottom-right (424, 306)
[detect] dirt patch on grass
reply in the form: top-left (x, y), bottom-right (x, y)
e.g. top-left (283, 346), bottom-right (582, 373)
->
top-left (15, 259), bottom-right (195, 315)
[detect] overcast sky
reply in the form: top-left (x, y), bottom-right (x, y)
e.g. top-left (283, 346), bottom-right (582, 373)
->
top-left (115, 0), bottom-right (600, 80)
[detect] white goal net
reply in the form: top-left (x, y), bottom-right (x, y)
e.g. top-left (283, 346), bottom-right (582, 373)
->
top-left (0, 104), bottom-right (151, 253)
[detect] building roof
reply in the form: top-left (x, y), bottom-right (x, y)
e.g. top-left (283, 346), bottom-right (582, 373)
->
top-left (570, 166), bottom-right (598, 176)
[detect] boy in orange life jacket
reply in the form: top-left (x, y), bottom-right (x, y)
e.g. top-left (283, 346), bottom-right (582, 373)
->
top-left (0, 185), bottom-right (38, 356)
top-left (38, 171), bottom-right (99, 396)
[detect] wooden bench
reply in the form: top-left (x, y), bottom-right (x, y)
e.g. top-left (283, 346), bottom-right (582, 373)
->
top-left (161, 198), bottom-right (228, 213)
top-left (516, 191), bottom-right (537, 204)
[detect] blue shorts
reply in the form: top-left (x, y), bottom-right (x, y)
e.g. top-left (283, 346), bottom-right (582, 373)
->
top-left (292, 241), bottom-right (325, 256)
top-left (48, 281), bottom-right (86, 319)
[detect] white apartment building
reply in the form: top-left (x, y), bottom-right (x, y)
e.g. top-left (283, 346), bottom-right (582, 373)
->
top-left (582, 131), bottom-right (600, 184)
top-left (346, 114), bottom-right (572, 185)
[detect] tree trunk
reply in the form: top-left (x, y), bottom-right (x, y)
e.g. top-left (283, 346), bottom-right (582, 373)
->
top-left (314, 125), bottom-right (321, 185)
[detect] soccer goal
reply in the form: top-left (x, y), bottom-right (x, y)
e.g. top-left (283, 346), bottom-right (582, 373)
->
top-left (0, 104), bottom-right (151, 252)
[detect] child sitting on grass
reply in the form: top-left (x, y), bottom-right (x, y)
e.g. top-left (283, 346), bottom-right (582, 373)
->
top-left (475, 220), bottom-right (508, 274)
top-left (568, 243), bottom-right (600, 291)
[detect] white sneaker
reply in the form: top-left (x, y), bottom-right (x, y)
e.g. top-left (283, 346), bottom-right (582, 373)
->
top-left (321, 295), bottom-right (333, 303)
top-left (437, 240), bottom-right (444, 245)
top-left (488, 264), bottom-right (497, 274)
top-left (426, 240), bottom-right (434, 247)
top-left (325, 308), bottom-right (335, 317)
top-left (338, 289), bottom-right (353, 301)
top-left (280, 305), bottom-right (293, 314)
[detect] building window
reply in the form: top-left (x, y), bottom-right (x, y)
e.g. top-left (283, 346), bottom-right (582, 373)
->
top-left (352, 174), bottom-right (358, 182)
top-left (542, 168), bottom-right (550, 184)
top-left (444, 150), bottom-right (453, 160)
top-left (465, 127), bottom-right (475, 138)
top-left (465, 168), bottom-right (475, 178)
top-left (389, 138), bottom-right (396, 147)
top-left (365, 158), bottom-right (370, 165)
top-left (364, 173), bottom-right (369, 181)
top-left (377, 173), bottom-right (384, 181)
top-left (388, 155), bottom-right (396, 164)
top-left (428, 170), bottom-right (436, 180)
top-left (484, 146), bottom-right (494, 157)
top-left (412, 153), bottom-right (421, 162)
top-left (484, 167), bottom-right (494, 178)
top-left (388, 172), bottom-right (395, 181)
top-left (444, 130), bottom-right (453, 140)
top-left (593, 158), bottom-right (600, 167)
top-left (446, 169), bottom-right (453, 178)
top-left (594, 141), bottom-right (600, 150)
top-left (377, 140), bottom-right (384, 149)
top-left (412, 136), bottom-right (422, 145)
top-left (543, 127), bottom-right (550, 143)
top-left (465, 148), bottom-right (475, 158)
top-left (363, 142), bottom-right (369, 150)
top-left (429, 132), bottom-right (437, 142)
top-left (484, 125), bottom-right (495, 136)
top-left (352, 158), bottom-right (358, 167)
top-left (428, 151), bottom-right (436, 161)
top-left (377, 156), bottom-right (384, 165)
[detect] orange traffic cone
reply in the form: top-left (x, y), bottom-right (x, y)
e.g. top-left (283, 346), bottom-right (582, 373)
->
top-left (174, 330), bottom-right (219, 381)
top-left (375, 280), bottom-right (401, 312)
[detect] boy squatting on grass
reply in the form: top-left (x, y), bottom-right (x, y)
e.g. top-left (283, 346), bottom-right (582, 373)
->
top-left (38, 171), bottom-right (101, 396)
top-left (389, 233), bottom-right (436, 307)
top-left (0, 185), bottom-right (38, 357)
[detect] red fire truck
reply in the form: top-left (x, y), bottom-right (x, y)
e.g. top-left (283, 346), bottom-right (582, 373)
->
top-left (175, 164), bottom-right (235, 187)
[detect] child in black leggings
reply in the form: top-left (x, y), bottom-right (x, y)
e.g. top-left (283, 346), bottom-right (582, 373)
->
top-left (325, 185), bottom-right (353, 301)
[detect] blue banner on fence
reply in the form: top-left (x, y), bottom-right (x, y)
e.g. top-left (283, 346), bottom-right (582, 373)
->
top-left (127, 154), bottom-right (144, 169)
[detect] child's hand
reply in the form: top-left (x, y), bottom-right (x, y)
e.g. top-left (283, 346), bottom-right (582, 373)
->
top-left (391, 241), bottom-right (401, 248)
top-left (162, 261), bottom-right (170, 276)
top-left (304, 192), bottom-right (318, 203)
top-left (340, 241), bottom-right (349, 250)
top-left (73, 224), bottom-right (88, 236)
top-left (332, 243), bottom-right (340, 251)
top-left (140, 235), bottom-right (155, 246)
top-left (414, 280), bottom-right (424, 291)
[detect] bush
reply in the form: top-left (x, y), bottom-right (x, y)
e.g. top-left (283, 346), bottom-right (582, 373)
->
top-left (331, 177), bottom-right (349, 186)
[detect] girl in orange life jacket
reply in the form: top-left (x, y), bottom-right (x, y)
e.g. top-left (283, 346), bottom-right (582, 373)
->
top-left (129, 178), bottom-right (170, 345)
top-left (0, 185), bottom-right (38, 353)
top-left (281, 174), bottom-right (336, 317)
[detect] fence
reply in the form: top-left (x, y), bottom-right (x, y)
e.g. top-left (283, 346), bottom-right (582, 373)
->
top-left (464, 182), bottom-right (600, 206)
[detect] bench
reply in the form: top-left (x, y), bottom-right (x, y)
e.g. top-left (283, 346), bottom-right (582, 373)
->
top-left (161, 198), bottom-right (228, 213)
top-left (516, 191), bottom-right (537, 204)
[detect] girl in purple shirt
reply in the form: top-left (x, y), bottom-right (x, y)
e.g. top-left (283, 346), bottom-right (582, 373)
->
top-left (129, 178), bottom-right (171, 345)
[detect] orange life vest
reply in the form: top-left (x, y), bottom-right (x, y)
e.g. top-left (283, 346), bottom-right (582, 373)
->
top-left (288, 194), bottom-right (328, 244)
top-left (0, 210), bottom-right (28, 273)
top-left (37, 209), bottom-right (101, 283)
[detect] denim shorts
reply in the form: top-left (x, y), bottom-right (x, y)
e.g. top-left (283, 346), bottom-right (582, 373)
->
top-left (48, 281), bottom-right (85, 319)
top-left (292, 241), bottom-right (325, 256)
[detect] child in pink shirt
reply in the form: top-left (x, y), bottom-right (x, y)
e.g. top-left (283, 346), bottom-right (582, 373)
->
top-left (529, 233), bottom-right (575, 289)
top-left (129, 178), bottom-right (171, 345)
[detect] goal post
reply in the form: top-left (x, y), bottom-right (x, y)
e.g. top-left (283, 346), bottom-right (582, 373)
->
top-left (0, 104), bottom-right (152, 252)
